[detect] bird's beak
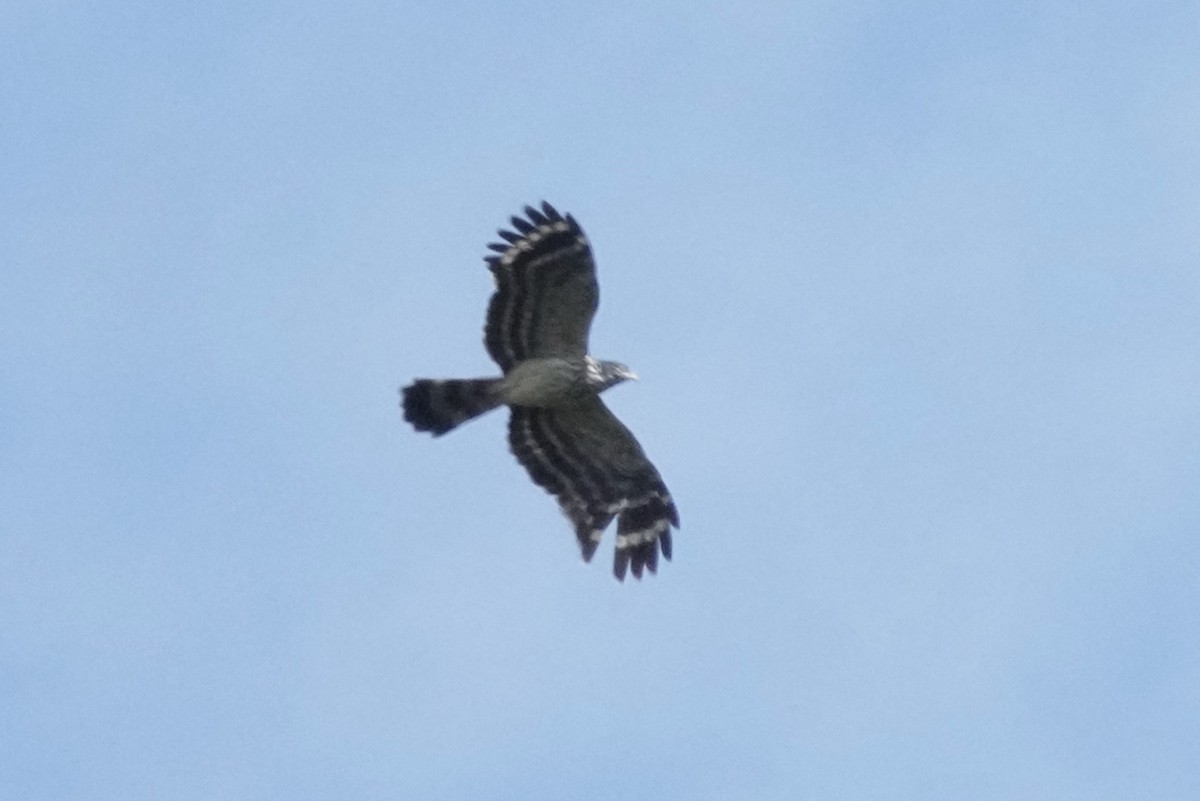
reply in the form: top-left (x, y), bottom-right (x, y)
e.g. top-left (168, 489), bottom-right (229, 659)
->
top-left (626, 369), bottom-right (639, 381)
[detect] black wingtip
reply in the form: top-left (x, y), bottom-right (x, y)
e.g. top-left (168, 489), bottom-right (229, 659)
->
top-left (574, 514), bottom-right (611, 565)
top-left (486, 204), bottom-right (581, 267)
top-left (613, 550), bottom-right (630, 582)
top-left (580, 539), bottom-right (600, 563)
top-left (525, 204), bottom-right (549, 226)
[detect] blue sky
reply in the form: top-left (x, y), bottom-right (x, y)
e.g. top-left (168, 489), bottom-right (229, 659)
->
top-left (2, 2), bottom-right (1198, 798)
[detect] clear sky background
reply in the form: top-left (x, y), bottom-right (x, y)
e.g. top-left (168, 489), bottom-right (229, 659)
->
top-left (2, 2), bottom-right (1198, 799)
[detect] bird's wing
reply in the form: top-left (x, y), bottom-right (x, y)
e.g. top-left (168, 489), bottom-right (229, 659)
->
top-left (508, 396), bottom-right (678, 580)
top-left (483, 202), bottom-right (599, 373)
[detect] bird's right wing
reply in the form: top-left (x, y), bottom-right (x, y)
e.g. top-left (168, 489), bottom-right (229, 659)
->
top-left (483, 202), bottom-right (599, 373)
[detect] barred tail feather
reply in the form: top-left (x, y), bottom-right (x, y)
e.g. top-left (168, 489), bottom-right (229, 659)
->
top-left (402, 378), bottom-right (502, 436)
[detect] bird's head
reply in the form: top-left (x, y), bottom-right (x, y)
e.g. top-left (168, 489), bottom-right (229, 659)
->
top-left (590, 358), bottom-right (638, 392)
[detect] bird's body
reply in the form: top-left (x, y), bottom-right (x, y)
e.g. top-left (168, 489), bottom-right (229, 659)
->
top-left (501, 356), bottom-right (608, 407)
top-left (401, 202), bottom-right (678, 580)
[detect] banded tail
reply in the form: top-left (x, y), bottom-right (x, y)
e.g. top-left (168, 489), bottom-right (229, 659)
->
top-left (401, 378), bottom-right (502, 436)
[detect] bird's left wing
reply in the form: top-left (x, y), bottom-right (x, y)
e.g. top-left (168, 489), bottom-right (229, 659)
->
top-left (508, 396), bottom-right (678, 580)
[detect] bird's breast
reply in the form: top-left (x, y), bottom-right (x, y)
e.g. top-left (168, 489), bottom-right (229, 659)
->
top-left (500, 358), bottom-right (588, 407)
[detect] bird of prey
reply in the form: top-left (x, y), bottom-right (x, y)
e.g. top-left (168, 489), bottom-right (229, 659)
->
top-left (401, 202), bottom-right (678, 580)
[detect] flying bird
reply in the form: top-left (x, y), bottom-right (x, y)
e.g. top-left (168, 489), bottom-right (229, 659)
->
top-left (401, 202), bottom-right (678, 580)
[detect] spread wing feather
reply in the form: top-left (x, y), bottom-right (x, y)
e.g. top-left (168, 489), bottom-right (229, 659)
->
top-left (508, 397), bottom-right (678, 581)
top-left (483, 202), bottom-right (599, 373)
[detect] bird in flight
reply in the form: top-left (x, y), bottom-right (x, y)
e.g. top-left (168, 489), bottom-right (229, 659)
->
top-left (401, 202), bottom-right (678, 580)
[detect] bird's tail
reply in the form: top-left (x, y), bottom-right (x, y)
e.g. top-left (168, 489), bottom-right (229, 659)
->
top-left (401, 378), bottom-right (503, 436)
